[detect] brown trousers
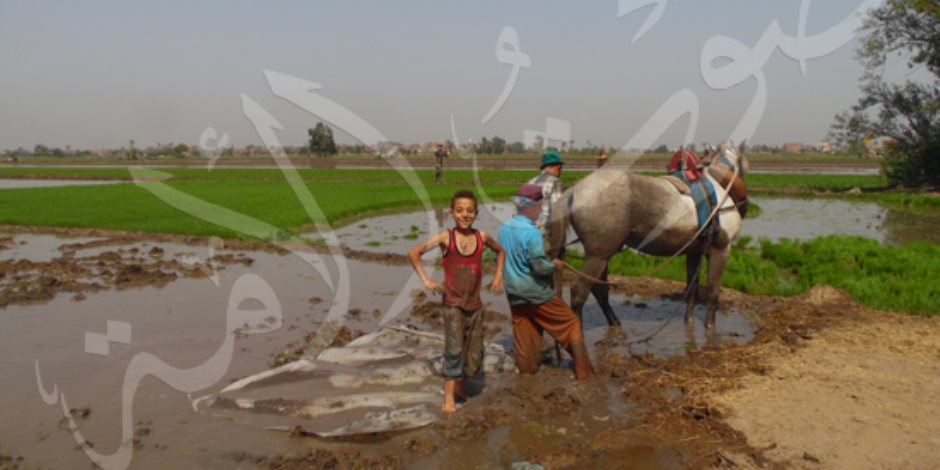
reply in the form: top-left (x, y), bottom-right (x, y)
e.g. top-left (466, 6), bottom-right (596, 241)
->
top-left (510, 296), bottom-right (594, 380)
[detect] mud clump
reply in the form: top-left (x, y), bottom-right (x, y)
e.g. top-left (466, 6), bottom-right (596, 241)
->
top-left (346, 308), bottom-right (364, 320)
top-left (114, 263), bottom-right (177, 289)
top-left (439, 371), bottom-right (593, 442)
top-left (525, 444), bottom-right (590, 469)
top-left (341, 248), bottom-right (410, 266)
top-left (328, 326), bottom-right (363, 347)
top-left (58, 407), bottom-right (91, 429)
top-left (403, 436), bottom-right (437, 457)
top-left (0, 240), bottom-right (256, 309)
top-left (0, 447), bottom-right (26, 469)
top-left (409, 301), bottom-right (443, 329)
top-left (132, 420), bottom-right (152, 449)
top-left (269, 326), bottom-right (364, 368)
top-left (0, 235), bottom-right (13, 251)
top-left (232, 448), bottom-right (402, 470)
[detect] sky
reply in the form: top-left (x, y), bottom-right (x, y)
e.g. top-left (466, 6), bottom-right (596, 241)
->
top-left (0, 0), bottom-right (910, 151)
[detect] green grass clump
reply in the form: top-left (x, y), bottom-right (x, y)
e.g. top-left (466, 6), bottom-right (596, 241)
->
top-left (572, 236), bottom-right (939, 316)
top-left (760, 236), bottom-right (940, 315)
top-left (745, 201), bottom-right (762, 219)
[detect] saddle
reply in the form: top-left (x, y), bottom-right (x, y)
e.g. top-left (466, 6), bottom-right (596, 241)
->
top-left (661, 170), bottom-right (718, 237)
top-left (662, 146), bottom-right (750, 219)
top-left (668, 149), bottom-right (704, 181)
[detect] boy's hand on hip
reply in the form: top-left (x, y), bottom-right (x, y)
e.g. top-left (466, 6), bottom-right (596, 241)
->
top-left (552, 259), bottom-right (565, 270)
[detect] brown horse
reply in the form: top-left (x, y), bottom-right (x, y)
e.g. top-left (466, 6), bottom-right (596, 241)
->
top-left (549, 142), bottom-right (748, 329)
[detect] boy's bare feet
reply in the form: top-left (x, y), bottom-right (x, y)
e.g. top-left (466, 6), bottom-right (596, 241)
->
top-left (443, 380), bottom-right (458, 413)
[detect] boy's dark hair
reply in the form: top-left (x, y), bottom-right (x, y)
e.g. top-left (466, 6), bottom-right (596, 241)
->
top-left (450, 189), bottom-right (478, 210)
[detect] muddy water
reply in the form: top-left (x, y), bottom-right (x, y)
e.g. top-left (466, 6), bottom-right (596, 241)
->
top-left (0, 179), bottom-right (123, 189)
top-left (0, 240), bottom-right (448, 469)
top-left (324, 197), bottom-right (940, 254)
top-left (0, 231), bottom-right (750, 468)
top-left (0, 234), bottom-right (105, 262)
top-left (745, 196), bottom-right (940, 246)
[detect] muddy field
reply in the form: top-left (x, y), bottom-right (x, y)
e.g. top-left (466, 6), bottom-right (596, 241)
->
top-left (1, 226), bottom-right (938, 469)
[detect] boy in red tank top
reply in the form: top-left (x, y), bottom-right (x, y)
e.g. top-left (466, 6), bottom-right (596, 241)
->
top-left (409, 190), bottom-right (506, 413)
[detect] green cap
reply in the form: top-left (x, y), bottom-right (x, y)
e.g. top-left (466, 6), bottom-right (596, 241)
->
top-left (540, 149), bottom-right (565, 168)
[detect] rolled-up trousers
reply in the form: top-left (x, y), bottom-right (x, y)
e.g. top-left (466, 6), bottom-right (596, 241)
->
top-left (510, 296), bottom-right (594, 380)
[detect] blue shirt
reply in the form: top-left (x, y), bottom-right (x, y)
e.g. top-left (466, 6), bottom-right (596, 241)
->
top-left (499, 215), bottom-right (557, 306)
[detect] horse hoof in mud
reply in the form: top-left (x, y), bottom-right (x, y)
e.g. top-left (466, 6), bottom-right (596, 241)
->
top-left (552, 141), bottom-right (749, 330)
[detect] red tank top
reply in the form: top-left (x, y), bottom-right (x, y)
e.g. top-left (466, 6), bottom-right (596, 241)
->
top-left (442, 228), bottom-right (484, 310)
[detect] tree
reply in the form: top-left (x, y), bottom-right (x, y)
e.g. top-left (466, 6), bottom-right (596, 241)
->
top-left (506, 141), bottom-right (525, 153)
top-left (491, 136), bottom-right (506, 154)
top-left (172, 144), bottom-right (189, 158)
top-left (532, 135), bottom-right (544, 152)
top-left (830, 0), bottom-right (940, 187)
top-left (308, 122), bottom-right (338, 157)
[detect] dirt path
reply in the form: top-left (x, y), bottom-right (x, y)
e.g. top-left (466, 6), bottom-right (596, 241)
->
top-left (710, 290), bottom-right (940, 469)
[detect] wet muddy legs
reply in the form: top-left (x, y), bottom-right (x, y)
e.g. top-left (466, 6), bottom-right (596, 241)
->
top-left (570, 256), bottom-right (620, 326)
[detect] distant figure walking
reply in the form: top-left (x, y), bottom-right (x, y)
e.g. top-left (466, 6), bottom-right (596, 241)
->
top-left (597, 148), bottom-right (609, 168)
top-left (434, 144), bottom-right (449, 184)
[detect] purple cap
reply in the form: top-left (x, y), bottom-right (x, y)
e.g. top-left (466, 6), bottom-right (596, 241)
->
top-left (516, 183), bottom-right (544, 201)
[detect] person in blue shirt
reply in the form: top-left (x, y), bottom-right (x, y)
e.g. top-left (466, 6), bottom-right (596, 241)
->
top-left (499, 184), bottom-right (594, 380)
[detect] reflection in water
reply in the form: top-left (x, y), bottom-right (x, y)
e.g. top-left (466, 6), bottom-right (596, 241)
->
top-left (326, 197), bottom-right (940, 257)
top-left (0, 179), bottom-right (122, 189)
top-left (579, 299), bottom-right (753, 359)
top-left (745, 197), bottom-right (940, 246)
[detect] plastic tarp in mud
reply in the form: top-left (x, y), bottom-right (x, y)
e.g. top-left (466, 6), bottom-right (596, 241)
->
top-left (192, 326), bottom-right (514, 436)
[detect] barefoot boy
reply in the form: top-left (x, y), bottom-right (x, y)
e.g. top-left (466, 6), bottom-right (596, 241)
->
top-left (409, 189), bottom-right (506, 413)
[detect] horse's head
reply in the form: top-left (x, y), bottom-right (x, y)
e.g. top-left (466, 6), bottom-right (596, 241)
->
top-left (711, 140), bottom-right (748, 179)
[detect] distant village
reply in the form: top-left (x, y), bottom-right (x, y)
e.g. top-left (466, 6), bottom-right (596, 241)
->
top-left (2, 136), bottom-right (897, 160)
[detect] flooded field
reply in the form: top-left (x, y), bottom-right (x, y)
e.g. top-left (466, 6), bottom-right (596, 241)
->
top-left (0, 228), bottom-right (760, 469)
top-left (323, 197), bottom-right (940, 256)
top-left (0, 179), bottom-right (123, 189)
top-left (2, 192), bottom-right (938, 469)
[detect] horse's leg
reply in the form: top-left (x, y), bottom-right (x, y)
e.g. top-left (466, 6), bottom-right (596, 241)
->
top-left (705, 246), bottom-right (730, 329)
top-left (684, 253), bottom-right (703, 324)
top-left (590, 266), bottom-right (620, 326)
top-left (570, 256), bottom-right (608, 322)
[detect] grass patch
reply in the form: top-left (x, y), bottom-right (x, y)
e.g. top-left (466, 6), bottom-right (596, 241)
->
top-left (745, 201), bottom-right (762, 219)
top-left (571, 236), bottom-right (939, 316)
top-left (0, 174), bottom-right (519, 239)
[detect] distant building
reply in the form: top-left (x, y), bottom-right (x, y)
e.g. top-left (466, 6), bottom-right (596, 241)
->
top-left (782, 143), bottom-right (805, 153)
top-left (815, 142), bottom-right (834, 153)
top-left (864, 136), bottom-right (899, 158)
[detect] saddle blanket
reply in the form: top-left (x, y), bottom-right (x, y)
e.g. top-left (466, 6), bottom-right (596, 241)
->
top-left (670, 171), bottom-right (718, 233)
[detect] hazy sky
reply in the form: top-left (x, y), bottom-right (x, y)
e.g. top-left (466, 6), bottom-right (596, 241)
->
top-left (0, 1), bottom-right (905, 150)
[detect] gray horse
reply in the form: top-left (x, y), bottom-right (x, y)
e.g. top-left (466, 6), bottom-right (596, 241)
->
top-left (549, 142), bottom-right (747, 329)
